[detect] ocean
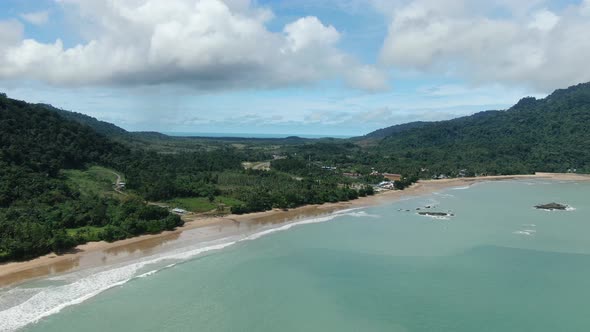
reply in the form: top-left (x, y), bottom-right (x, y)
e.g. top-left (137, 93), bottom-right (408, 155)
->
top-left (3, 179), bottom-right (590, 331)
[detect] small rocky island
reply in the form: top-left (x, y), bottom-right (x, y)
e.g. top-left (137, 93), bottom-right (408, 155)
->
top-left (535, 203), bottom-right (569, 211)
top-left (418, 212), bottom-right (455, 217)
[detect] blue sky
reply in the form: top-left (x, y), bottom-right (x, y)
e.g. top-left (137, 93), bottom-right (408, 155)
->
top-left (1, 0), bottom-right (589, 136)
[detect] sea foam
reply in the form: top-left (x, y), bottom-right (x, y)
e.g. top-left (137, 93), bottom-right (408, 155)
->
top-left (347, 211), bottom-right (381, 218)
top-left (450, 186), bottom-right (471, 190)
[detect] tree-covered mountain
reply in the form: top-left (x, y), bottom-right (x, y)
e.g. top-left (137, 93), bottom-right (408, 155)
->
top-left (361, 121), bottom-right (432, 139)
top-left (0, 96), bottom-right (129, 192)
top-left (0, 94), bottom-right (183, 261)
top-left (371, 82), bottom-right (590, 176)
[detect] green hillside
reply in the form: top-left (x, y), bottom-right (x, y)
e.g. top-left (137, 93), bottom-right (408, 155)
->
top-left (62, 166), bottom-right (125, 198)
top-left (359, 121), bottom-right (431, 139)
top-left (370, 82), bottom-right (590, 176)
top-left (0, 94), bottom-right (183, 261)
top-left (39, 104), bottom-right (129, 138)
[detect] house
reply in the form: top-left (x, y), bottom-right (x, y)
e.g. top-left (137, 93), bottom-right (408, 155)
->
top-left (343, 172), bottom-right (361, 178)
top-left (368, 171), bottom-right (402, 181)
top-left (378, 181), bottom-right (396, 190)
top-left (172, 208), bottom-right (187, 214)
top-left (382, 173), bottom-right (402, 181)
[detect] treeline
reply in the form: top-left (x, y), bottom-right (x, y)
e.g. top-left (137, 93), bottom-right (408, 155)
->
top-left (227, 169), bottom-right (375, 214)
top-left (121, 150), bottom-right (244, 200)
top-left (0, 195), bottom-right (183, 261)
top-left (393, 175), bottom-right (419, 190)
top-left (123, 154), bottom-right (377, 214)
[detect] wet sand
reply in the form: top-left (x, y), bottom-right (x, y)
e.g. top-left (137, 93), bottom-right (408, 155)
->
top-left (1, 173), bottom-right (588, 287)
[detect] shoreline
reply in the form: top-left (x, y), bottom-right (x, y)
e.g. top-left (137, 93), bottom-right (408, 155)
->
top-left (1, 172), bottom-right (589, 287)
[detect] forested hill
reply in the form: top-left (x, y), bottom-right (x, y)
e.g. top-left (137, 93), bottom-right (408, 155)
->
top-left (0, 94), bottom-right (183, 261)
top-left (373, 82), bottom-right (590, 175)
top-left (39, 104), bottom-right (129, 138)
top-left (361, 121), bottom-right (431, 139)
top-left (0, 96), bottom-right (128, 179)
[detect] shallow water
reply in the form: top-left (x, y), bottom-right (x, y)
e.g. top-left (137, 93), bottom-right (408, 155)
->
top-left (5, 180), bottom-right (590, 331)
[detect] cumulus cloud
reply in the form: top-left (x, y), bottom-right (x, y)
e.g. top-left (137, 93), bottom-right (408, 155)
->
top-left (528, 9), bottom-right (560, 31)
top-left (0, 0), bottom-right (387, 91)
top-left (283, 16), bottom-right (340, 52)
top-left (20, 11), bottom-right (50, 25)
top-left (379, 0), bottom-right (590, 91)
top-left (0, 20), bottom-right (24, 47)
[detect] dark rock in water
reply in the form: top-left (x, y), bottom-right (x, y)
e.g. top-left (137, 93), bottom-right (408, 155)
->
top-left (535, 203), bottom-right (568, 211)
top-left (416, 208), bottom-right (421, 211)
top-left (418, 212), bottom-right (454, 217)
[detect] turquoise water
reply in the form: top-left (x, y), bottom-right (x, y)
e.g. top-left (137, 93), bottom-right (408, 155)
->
top-left (7, 180), bottom-right (590, 331)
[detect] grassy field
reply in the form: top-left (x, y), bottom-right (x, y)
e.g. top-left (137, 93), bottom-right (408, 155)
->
top-left (166, 196), bottom-right (243, 214)
top-left (242, 161), bottom-right (271, 170)
top-left (62, 166), bottom-right (124, 198)
top-left (66, 226), bottom-right (104, 242)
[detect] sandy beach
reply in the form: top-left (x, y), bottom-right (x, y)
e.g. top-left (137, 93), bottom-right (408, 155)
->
top-left (1, 173), bottom-right (588, 287)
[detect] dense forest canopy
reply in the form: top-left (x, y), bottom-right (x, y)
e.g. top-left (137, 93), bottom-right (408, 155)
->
top-left (359, 121), bottom-right (432, 139)
top-left (0, 95), bottom-right (183, 261)
top-left (366, 82), bottom-right (590, 176)
top-left (39, 104), bottom-right (129, 138)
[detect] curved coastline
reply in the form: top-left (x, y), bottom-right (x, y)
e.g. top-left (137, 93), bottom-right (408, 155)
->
top-left (1, 172), bottom-right (589, 288)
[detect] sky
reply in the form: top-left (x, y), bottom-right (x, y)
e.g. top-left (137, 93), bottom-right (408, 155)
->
top-left (1, 0), bottom-right (589, 136)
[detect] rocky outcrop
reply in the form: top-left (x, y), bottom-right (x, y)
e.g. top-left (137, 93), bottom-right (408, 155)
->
top-left (535, 203), bottom-right (568, 211)
top-left (418, 212), bottom-right (454, 217)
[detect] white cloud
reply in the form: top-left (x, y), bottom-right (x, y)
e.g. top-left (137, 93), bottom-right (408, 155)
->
top-left (0, 20), bottom-right (24, 47)
top-left (0, 0), bottom-right (386, 91)
top-left (345, 65), bottom-right (389, 91)
top-left (379, 0), bottom-right (590, 91)
top-left (528, 9), bottom-right (560, 31)
top-left (283, 16), bottom-right (340, 52)
top-left (20, 11), bottom-right (50, 25)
